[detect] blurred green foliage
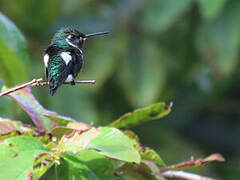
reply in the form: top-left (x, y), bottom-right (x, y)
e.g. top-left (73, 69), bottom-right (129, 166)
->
top-left (0, 12), bottom-right (29, 86)
top-left (0, 0), bottom-right (239, 179)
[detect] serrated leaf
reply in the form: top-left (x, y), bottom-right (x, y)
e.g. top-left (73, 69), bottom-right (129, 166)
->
top-left (197, 0), bottom-right (227, 21)
top-left (4, 87), bottom-right (59, 132)
top-left (0, 12), bottom-right (29, 86)
top-left (143, 0), bottom-right (192, 32)
top-left (88, 127), bottom-right (141, 163)
top-left (0, 136), bottom-right (47, 180)
top-left (110, 102), bottom-right (172, 129)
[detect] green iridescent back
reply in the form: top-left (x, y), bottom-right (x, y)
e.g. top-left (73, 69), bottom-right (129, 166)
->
top-left (48, 54), bottom-right (67, 86)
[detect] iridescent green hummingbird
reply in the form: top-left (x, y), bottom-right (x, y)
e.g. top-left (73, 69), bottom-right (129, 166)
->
top-left (43, 27), bottom-right (108, 96)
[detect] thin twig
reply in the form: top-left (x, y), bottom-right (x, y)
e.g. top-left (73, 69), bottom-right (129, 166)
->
top-left (0, 78), bottom-right (41, 97)
top-left (160, 170), bottom-right (215, 180)
top-left (39, 80), bottom-right (96, 86)
top-left (0, 78), bottom-right (96, 97)
top-left (159, 153), bottom-right (224, 173)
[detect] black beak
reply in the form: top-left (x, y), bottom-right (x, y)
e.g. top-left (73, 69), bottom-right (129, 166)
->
top-left (85, 31), bottom-right (109, 38)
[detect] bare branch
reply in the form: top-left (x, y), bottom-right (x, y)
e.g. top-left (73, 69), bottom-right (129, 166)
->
top-left (0, 78), bottom-right (42, 97)
top-left (159, 153), bottom-right (224, 173)
top-left (0, 78), bottom-right (96, 97)
top-left (160, 170), bottom-right (215, 180)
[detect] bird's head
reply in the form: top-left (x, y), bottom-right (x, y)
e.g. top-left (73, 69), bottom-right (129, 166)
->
top-left (52, 27), bottom-right (108, 51)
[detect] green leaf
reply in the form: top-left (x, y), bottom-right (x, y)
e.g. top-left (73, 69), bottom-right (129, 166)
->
top-left (140, 148), bottom-right (165, 167)
top-left (4, 87), bottom-right (58, 132)
top-left (197, 0), bottom-right (227, 21)
top-left (58, 128), bottom-right (101, 153)
top-left (34, 162), bottom-right (54, 180)
top-left (0, 136), bottom-right (47, 180)
top-left (51, 126), bottom-right (73, 142)
top-left (124, 130), bottom-right (165, 166)
top-left (58, 127), bottom-right (140, 163)
top-left (0, 12), bottom-right (29, 86)
top-left (0, 118), bottom-right (35, 140)
top-left (88, 127), bottom-right (141, 163)
top-left (110, 102), bottom-right (172, 129)
top-left (115, 163), bottom-right (162, 180)
top-left (56, 153), bottom-right (99, 180)
top-left (0, 118), bottom-right (33, 134)
top-left (44, 114), bottom-right (76, 126)
top-left (51, 122), bottom-right (91, 142)
top-left (72, 150), bottom-right (115, 179)
top-left (143, 0), bottom-right (192, 32)
top-left (56, 151), bottom-right (120, 180)
top-left (119, 40), bottom-right (166, 106)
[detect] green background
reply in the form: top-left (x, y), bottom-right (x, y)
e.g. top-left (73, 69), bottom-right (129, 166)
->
top-left (0, 0), bottom-right (239, 179)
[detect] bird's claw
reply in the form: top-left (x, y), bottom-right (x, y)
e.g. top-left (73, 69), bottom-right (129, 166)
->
top-left (71, 80), bottom-right (75, 85)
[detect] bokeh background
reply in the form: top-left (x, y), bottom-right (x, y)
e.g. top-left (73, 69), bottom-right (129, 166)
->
top-left (0, 0), bottom-right (240, 179)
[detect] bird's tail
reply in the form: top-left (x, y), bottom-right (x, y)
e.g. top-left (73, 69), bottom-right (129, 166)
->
top-left (48, 57), bottom-right (73, 96)
top-left (49, 81), bottom-right (58, 96)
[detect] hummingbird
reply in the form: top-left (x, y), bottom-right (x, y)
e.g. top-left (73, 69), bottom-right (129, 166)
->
top-left (43, 27), bottom-right (108, 96)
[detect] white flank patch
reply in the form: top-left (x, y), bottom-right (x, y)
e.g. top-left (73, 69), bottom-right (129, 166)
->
top-left (66, 38), bottom-right (83, 54)
top-left (65, 74), bottom-right (73, 82)
top-left (43, 54), bottom-right (49, 67)
top-left (60, 52), bottom-right (72, 65)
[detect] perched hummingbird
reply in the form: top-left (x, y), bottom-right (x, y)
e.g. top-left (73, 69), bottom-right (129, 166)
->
top-left (43, 27), bottom-right (108, 96)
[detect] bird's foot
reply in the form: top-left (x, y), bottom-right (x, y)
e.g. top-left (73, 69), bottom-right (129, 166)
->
top-left (71, 80), bottom-right (75, 85)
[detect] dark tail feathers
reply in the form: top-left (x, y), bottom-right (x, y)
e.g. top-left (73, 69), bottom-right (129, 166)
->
top-left (49, 81), bottom-right (59, 96)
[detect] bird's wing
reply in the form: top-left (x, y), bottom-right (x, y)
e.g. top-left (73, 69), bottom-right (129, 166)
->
top-left (70, 51), bottom-right (83, 78)
top-left (44, 45), bottom-right (58, 81)
top-left (48, 55), bottom-right (73, 96)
